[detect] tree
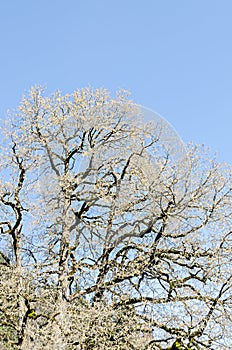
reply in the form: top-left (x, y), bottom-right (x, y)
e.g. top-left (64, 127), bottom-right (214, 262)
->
top-left (0, 87), bottom-right (231, 349)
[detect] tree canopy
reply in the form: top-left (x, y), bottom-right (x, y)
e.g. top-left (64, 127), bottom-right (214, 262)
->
top-left (0, 87), bottom-right (231, 349)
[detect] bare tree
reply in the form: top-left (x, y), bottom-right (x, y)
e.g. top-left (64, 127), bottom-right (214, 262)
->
top-left (0, 87), bottom-right (231, 349)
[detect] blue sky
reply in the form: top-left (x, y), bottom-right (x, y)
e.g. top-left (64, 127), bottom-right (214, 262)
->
top-left (1, 0), bottom-right (232, 163)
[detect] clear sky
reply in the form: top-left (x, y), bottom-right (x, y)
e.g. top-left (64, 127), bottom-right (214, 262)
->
top-left (1, 0), bottom-right (232, 163)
